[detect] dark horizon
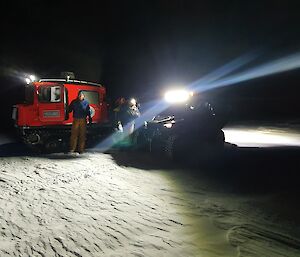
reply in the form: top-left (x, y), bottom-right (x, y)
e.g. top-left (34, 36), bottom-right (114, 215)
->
top-left (1, 1), bottom-right (300, 127)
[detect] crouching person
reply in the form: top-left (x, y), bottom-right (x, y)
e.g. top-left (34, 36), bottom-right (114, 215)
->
top-left (68, 91), bottom-right (92, 154)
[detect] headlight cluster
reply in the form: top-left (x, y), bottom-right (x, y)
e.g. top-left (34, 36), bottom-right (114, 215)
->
top-left (25, 74), bottom-right (37, 84)
top-left (164, 89), bottom-right (193, 104)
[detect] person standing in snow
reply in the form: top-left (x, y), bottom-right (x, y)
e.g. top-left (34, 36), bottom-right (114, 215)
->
top-left (68, 91), bottom-right (92, 154)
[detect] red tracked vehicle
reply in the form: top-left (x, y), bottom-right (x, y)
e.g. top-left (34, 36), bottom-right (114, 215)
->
top-left (12, 77), bottom-right (111, 151)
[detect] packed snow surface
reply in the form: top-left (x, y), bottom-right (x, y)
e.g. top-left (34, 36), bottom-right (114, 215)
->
top-left (0, 150), bottom-right (299, 257)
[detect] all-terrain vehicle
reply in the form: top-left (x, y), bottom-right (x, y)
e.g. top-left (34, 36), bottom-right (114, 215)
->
top-left (12, 74), bottom-right (111, 151)
top-left (136, 90), bottom-right (229, 163)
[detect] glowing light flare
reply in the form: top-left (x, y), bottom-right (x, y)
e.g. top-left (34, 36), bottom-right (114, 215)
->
top-left (164, 89), bottom-right (190, 103)
top-left (130, 98), bottom-right (137, 105)
top-left (29, 75), bottom-right (36, 82)
top-left (25, 74), bottom-right (37, 84)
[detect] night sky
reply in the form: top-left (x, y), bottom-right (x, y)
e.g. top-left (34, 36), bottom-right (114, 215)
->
top-left (1, 1), bottom-right (300, 128)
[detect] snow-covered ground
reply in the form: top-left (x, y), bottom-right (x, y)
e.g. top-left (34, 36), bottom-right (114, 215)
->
top-left (0, 126), bottom-right (300, 256)
top-left (224, 124), bottom-right (300, 147)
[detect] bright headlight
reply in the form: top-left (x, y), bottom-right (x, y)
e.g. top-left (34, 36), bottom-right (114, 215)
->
top-left (130, 98), bottom-right (136, 105)
top-left (29, 75), bottom-right (36, 82)
top-left (25, 78), bottom-right (31, 84)
top-left (164, 89), bottom-right (190, 103)
top-left (25, 74), bottom-right (37, 84)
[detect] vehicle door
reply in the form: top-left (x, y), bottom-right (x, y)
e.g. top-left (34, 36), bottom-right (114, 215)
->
top-left (37, 84), bottom-right (65, 123)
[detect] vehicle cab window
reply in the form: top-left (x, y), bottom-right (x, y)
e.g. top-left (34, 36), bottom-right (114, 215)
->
top-left (38, 86), bottom-right (61, 103)
top-left (80, 90), bottom-right (99, 104)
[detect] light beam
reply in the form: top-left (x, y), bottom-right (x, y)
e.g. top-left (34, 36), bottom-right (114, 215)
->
top-left (192, 52), bottom-right (300, 93)
top-left (94, 51), bottom-right (259, 151)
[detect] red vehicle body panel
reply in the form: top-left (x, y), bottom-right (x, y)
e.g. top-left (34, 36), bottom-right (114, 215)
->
top-left (15, 81), bottom-right (108, 127)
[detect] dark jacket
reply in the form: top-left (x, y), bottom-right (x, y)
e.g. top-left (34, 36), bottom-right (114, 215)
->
top-left (118, 104), bottom-right (140, 125)
top-left (68, 99), bottom-right (91, 119)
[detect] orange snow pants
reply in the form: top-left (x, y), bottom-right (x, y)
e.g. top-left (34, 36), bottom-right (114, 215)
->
top-left (70, 118), bottom-right (87, 153)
